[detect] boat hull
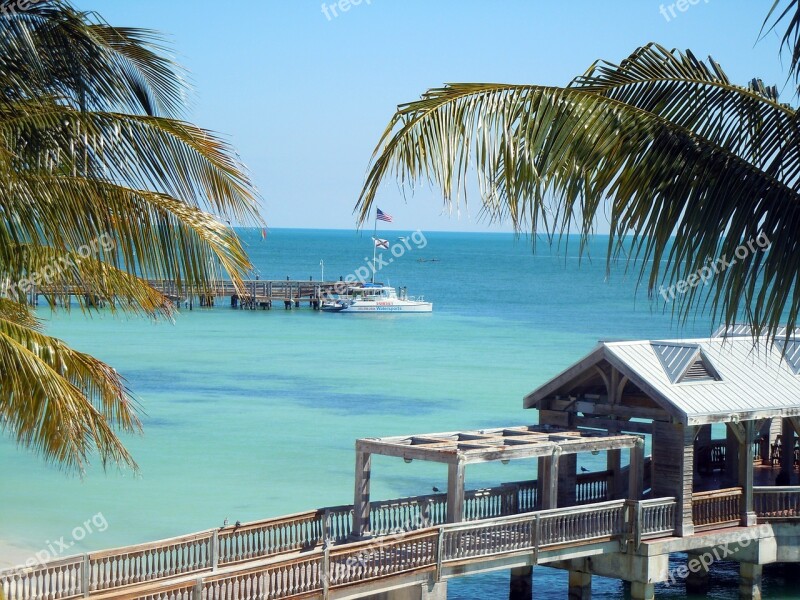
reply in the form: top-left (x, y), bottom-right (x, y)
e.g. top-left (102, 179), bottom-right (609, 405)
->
top-left (339, 302), bottom-right (432, 313)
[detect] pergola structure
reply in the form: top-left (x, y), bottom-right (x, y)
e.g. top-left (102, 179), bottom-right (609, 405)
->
top-left (352, 424), bottom-right (645, 537)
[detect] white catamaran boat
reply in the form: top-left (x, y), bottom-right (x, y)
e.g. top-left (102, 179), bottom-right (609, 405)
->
top-left (321, 283), bottom-right (432, 313)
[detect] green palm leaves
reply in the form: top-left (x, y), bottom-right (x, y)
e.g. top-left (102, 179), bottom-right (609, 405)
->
top-left (356, 39), bottom-right (800, 342)
top-left (0, 1), bottom-right (262, 472)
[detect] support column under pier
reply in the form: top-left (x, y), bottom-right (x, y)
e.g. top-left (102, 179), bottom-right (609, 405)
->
top-left (685, 551), bottom-right (710, 593)
top-left (740, 563), bottom-right (762, 600)
top-left (630, 582), bottom-right (654, 600)
top-left (568, 571), bottom-right (591, 600)
top-left (509, 566), bottom-right (532, 600)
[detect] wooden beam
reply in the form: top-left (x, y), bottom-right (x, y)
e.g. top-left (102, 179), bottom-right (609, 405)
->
top-left (549, 398), bottom-right (669, 421)
top-left (352, 450), bottom-right (371, 537)
top-left (574, 416), bottom-right (654, 435)
top-left (356, 439), bottom-right (458, 464)
top-left (446, 460), bottom-right (466, 523)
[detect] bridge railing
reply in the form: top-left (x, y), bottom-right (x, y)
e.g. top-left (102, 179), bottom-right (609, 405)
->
top-left (754, 486), bottom-right (800, 520)
top-left (638, 497), bottom-right (677, 540)
top-left (1, 498), bottom-right (683, 600)
top-left (692, 487), bottom-right (742, 531)
top-left (0, 469), bottom-right (647, 600)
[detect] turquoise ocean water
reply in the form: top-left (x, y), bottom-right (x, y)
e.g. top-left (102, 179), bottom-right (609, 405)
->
top-left (1, 228), bottom-right (797, 598)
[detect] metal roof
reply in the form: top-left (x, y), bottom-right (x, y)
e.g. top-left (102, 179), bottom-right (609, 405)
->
top-left (525, 330), bottom-right (800, 426)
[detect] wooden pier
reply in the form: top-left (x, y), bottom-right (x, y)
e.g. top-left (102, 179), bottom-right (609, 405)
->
top-left (30, 279), bottom-right (346, 311)
top-left (1, 451), bottom-right (796, 600)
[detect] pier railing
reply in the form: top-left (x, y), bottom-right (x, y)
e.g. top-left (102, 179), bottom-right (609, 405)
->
top-left (692, 487), bottom-right (743, 531)
top-left (11, 486), bottom-right (800, 600)
top-left (136, 499), bottom-right (669, 600)
top-left (0, 469), bottom-right (639, 600)
top-left (754, 486), bottom-right (800, 520)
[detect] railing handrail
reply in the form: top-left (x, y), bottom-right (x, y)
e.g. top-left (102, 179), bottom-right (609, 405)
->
top-left (216, 509), bottom-right (322, 536)
top-left (329, 527), bottom-right (439, 555)
top-left (88, 530), bottom-right (215, 560)
top-left (754, 485), bottom-right (800, 493)
top-left (639, 497), bottom-right (676, 507)
top-left (692, 487), bottom-right (742, 500)
top-left (440, 498), bottom-right (628, 534)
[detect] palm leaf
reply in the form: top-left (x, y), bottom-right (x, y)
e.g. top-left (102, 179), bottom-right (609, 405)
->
top-left (0, 316), bottom-right (140, 471)
top-left (763, 0), bottom-right (800, 94)
top-left (0, 0), bottom-right (186, 116)
top-left (356, 44), bottom-right (798, 341)
top-left (0, 1), bottom-right (264, 472)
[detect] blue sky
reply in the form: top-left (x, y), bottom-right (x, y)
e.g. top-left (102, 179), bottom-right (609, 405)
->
top-left (77, 0), bottom-right (789, 232)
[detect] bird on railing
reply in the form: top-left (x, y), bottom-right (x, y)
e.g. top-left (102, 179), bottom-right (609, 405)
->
top-left (220, 518), bottom-right (228, 530)
top-left (432, 486), bottom-right (441, 493)
top-left (234, 520), bottom-right (241, 530)
top-left (580, 467), bottom-right (590, 473)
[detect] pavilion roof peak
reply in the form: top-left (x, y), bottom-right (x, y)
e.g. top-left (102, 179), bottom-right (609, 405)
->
top-left (650, 342), bottom-right (721, 384)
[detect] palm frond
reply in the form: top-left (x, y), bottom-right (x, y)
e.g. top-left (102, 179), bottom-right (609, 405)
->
top-left (0, 101), bottom-right (261, 223)
top-left (2, 244), bottom-right (176, 317)
top-left (0, 316), bottom-right (140, 472)
top-left (0, 0), bottom-right (187, 116)
top-left (764, 0), bottom-right (800, 94)
top-left (356, 44), bottom-right (799, 342)
top-left (0, 173), bottom-right (253, 295)
top-left (0, 1), bottom-right (264, 472)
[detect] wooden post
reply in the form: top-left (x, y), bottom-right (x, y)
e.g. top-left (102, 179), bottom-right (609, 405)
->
top-left (352, 449), bottom-right (371, 537)
top-left (539, 447), bottom-right (561, 509)
top-left (628, 437), bottom-right (645, 501)
top-left (446, 459), bottom-right (466, 523)
top-left (652, 422), bottom-right (694, 536)
top-left (696, 424), bottom-right (711, 474)
top-left (557, 453), bottom-right (577, 507)
top-left (740, 420), bottom-right (757, 526)
top-left (759, 420), bottom-right (771, 466)
top-left (211, 530), bottom-right (219, 571)
top-left (781, 418), bottom-right (795, 483)
top-left (606, 449), bottom-right (622, 500)
top-left (81, 554), bottom-right (90, 597)
top-left (725, 424), bottom-right (740, 483)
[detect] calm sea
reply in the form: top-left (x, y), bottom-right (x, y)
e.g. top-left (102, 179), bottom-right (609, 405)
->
top-left (1, 228), bottom-right (795, 598)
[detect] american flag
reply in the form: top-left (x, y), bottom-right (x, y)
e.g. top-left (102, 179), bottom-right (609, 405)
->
top-left (376, 208), bottom-right (393, 223)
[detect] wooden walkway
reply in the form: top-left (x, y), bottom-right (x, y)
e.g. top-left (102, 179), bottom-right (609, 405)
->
top-left (30, 280), bottom-right (344, 310)
top-left (3, 476), bottom-right (799, 600)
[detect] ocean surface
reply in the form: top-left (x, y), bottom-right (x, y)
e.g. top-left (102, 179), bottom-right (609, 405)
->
top-left (0, 228), bottom-right (796, 598)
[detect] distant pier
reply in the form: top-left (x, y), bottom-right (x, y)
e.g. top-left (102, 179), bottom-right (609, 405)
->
top-left (30, 279), bottom-right (345, 311)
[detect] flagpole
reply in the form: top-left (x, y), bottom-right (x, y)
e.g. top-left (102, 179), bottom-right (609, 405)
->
top-left (372, 209), bottom-right (378, 283)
